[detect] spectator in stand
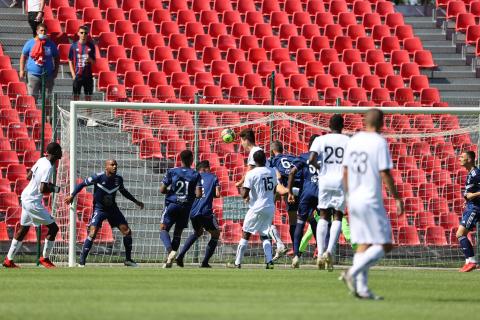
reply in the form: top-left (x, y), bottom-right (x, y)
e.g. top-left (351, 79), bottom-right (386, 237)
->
top-left (19, 23), bottom-right (59, 102)
top-left (22, 0), bottom-right (46, 36)
top-left (69, 25), bottom-right (98, 126)
top-left (69, 26), bottom-right (96, 100)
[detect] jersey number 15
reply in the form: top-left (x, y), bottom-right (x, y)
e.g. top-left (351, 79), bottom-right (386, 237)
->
top-left (262, 177), bottom-right (274, 191)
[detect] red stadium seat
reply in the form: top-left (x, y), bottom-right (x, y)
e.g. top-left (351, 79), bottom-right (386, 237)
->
top-left (385, 12), bottom-right (405, 30)
top-left (425, 226), bottom-right (448, 245)
top-left (373, 25), bottom-right (392, 45)
top-left (0, 192), bottom-right (19, 213)
top-left (397, 226), bottom-right (420, 245)
top-left (362, 12), bottom-right (382, 32)
top-left (5, 206), bottom-right (21, 227)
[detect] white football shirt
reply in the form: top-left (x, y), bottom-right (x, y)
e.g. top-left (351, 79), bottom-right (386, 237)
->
top-left (28, 0), bottom-right (43, 12)
top-left (310, 133), bottom-right (350, 189)
top-left (21, 157), bottom-right (53, 203)
top-left (343, 131), bottom-right (392, 205)
top-left (247, 146), bottom-right (263, 167)
top-left (243, 166), bottom-right (278, 211)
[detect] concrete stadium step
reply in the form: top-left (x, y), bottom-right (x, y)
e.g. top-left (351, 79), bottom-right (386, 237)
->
top-left (423, 45), bottom-right (457, 54)
top-left (405, 17), bottom-right (437, 29)
top-left (431, 54), bottom-right (468, 66)
top-left (0, 12), bottom-right (27, 21)
top-left (0, 26), bottom-right (31, 34)
top-left (429, 81), bottom-right (480, 91)
top-left (415, 32), bottom-right (446, 42)
top-left (431, 70), bottom-right (476, 78)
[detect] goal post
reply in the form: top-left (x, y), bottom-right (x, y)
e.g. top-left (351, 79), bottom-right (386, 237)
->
top-left (53, 101), bottom-right (480, 267)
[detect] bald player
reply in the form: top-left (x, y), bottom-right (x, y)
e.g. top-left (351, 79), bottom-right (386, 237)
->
top-left (65, 160), bottom-right (144, 267)
top-left (340, 109), bottom-right (404, 300)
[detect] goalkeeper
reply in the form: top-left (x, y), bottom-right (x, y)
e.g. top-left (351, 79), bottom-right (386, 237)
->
top-left (65, 159), bottom-right (144, 267)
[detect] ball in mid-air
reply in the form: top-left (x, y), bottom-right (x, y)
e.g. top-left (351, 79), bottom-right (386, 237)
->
top-left (221, 128), bottom-right (235, 143)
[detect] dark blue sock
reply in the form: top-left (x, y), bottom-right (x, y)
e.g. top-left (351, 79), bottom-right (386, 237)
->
top-left (289, 224), bottom-right (296, 245)
top-left (308, 217), bottom-right (318, 242)
top-left (80, 237), bottom-right (93, 264)
top-left (459, 236), bottom-right (475, 259)
top-left (171, 235), bottom-right (182, 251)
top-left (202, 238), bottom-right (218, 265)
top-left (293, 221), bottom-right (306, 256)
top-left (177, 233), bottom-right (198, 260)
top-left (160, 230), bottom-right (172, 252)
top-left (123, 235), bottom-right (133, 261)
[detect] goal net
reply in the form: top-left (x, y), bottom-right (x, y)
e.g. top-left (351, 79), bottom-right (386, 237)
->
top-left (51, 102), bottom-right (480, 267)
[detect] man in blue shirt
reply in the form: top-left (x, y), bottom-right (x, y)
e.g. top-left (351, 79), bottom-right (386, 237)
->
top-left (160, 150), bottom-right (201, 268)
top-left (270, 141), bottom-right (302, 246)
top-left (19, 23), bottom-right (59, 102)
top-left (175, 160), bottom-right (221, 268)
top-left (65, 159), bottom-right (144, 267)
top-left (69, 25), bottom-right (96, 100)
top-left (287, 134), bottom-right (321, 268)
top-left (457, 151), bottom-right (480, 272)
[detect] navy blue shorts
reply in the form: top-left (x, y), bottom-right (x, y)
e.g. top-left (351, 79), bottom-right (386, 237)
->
top-left (461, 206), bottom-right (479, 230)
top-left (191, 213), bottom-right (220, 231)
top-left (297, 193), bottom-right (318, 221)
top-left (161, 203), bottom-right (191, 230)
top-left (88, 207), bottom-right (128, 229)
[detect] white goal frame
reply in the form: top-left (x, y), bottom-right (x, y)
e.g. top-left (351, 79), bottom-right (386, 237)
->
top-left (66, 101), bottom-right (480, 267)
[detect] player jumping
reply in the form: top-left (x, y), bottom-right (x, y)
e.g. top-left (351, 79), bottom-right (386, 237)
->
top-left (287, 134), bottom-right (321, 268)
top-left (270, 141), bottom-right (302, 246)
top-left (159, 150), bottom-right (201, 268)
top-left (236, 128), bottom-right (287, 261)
top-left (457, 151), bottom-right (480, 272)
top-left (65, 159), bottom-right (144, 267)
top-left (309, 114), bottom-right (350, 271)
top-left (3, 142), bottom-right (63, 268)
top-left (175, 160), bottom-right (221, 268)
top-left (230, 150), bottom-right (278, 269)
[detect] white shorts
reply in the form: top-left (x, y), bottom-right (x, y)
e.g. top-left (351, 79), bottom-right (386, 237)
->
top-left (20, 201), bottom-right (55, 226)
top-left (317, 187), bottom-right (345, 212)
top-left (242, 207), bottom-right (274, 237)
top-left (348, 200), bottom-right (392, 245)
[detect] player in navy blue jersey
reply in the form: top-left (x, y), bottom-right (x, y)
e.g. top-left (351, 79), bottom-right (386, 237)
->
top-left (175, 160), bottom-right (221, 268)
top-left (287, 134), bottom-right (321, 268)
top-left (270, 141), bottom-right (303, 246)
top-left (65, 159), bottom-right (144, 267)
top-left (159, 150), bottom-right (201, 268)
top-left (457, 151), bottom-right (480, 272)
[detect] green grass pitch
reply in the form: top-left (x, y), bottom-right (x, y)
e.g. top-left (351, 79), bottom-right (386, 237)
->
top-left (1, 267), bottom-right (479, 320)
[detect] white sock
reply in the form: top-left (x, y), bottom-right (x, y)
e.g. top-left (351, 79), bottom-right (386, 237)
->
top-left (316, 219), bottom-right (329, 255)
top-left (353, 252), bottom-right (369, 294)
top-left (7, 239), bottom-right (23, 260)
top-left (42, 239), bottom-right (55, 259)
top-left (268, 225), bottom-right (285, 250)
top-left (348, 245), bottom-right (385, 278)
top-left (262, 239), bottom-right (273, 263)
top-left (468, 257), bottom-right (477, 264)
top-left (327, 220), bottom-right (342, 254)
top-left (235, 238), bottom-right (248, 266)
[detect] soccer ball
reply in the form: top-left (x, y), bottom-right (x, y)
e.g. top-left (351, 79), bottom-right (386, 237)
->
top-left (221, 128), bottom-right (235, 143)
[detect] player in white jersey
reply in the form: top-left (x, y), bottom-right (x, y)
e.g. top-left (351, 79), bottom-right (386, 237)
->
top-left (3, 142), bottom-right (63, 268)
top-left (235, 128), bottom-right (287, 260)
top-left (230, 149), bottom-right (278, 269)
top-left (340, 109), bottom-right (404, 300)
top-left (309, 114), bottom-right (349, 271)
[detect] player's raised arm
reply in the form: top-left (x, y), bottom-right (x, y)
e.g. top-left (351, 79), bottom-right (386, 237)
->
top-left (119, 179), bottom-right (144, 209)
top-left (64, 175), bottom-right (95, 205)
top-left (308, 152), bottom-right (320, 170)
top-left (159, 169), bottom-right (172, 194)
top-left (286, 166), bottom-right (299, 203)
